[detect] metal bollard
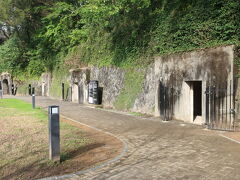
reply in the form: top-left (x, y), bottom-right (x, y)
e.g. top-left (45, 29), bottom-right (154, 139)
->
top-left (32, 87), bottom-right (35, 109)
top-left (62, 83), bottom-right (65, 101)
top-left (48, 106), bottom-right (60, 162)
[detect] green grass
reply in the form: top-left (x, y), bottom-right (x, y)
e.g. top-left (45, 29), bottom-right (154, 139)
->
top-left (0, 98), bottom-right (90, 149)
top-left (0, 99), bottom-right (47, 120)
top-left (0, 98), bottom-right (93, 179)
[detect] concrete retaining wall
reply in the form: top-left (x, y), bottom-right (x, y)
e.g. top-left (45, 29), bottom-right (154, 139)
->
top-left (14, 45), bottom-right (240, 125)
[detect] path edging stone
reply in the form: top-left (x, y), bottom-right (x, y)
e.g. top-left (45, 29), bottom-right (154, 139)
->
top-left (37, 115), bottom-right (128, 180)
top-left (220, 134), bottom-right (240, 145)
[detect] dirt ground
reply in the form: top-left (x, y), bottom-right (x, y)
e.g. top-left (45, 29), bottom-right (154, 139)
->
top-left (0, 112), bottom-right (123, 180)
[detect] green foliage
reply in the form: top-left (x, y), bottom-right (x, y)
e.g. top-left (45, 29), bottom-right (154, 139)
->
top-left (0, 37), bottom-right (22, 75)
top-left (148, 0), bottom-right (240, 55)
top-left (38, 2), bottom-right (84, 53)
top-left (114, 69), bottom-right (144, 110)
top-left (1, 0), bottom-right (240, 76)
top-left (49, 66), bottom-right (70, 98)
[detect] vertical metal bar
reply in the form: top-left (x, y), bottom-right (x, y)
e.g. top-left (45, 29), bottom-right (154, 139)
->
top-left (162, 84), bottom-right (165, 120)
top-left (167, 86), bottom-right (169, 121)
top-left (225, 83), bottom-right (228, 130)
top-left (163, 85), bottom-right (167, 121)
top-left (171, 86), bottom-right (174, 120)
top-left (164, 86), bottom-right (166, 121)
top-left (62, 83), bottom-right (65, 101)
top-left (209, 86), bottom-right (213, 129)
top-left (233, 78), bottom-right (236, 131)
top-left (168, 86), bottom-right (170, 121)
top-left (211, 87), bottom-right (215, 129)
top-left (206, 86), bottom-right (209, 127)
top-left (216, 86), bottom-right (221, 127)
top-left (213, 86), bottom-right (216, 129)
top-left (229, 81), bottom-right (232, 130)
top-left (221, 88), bottom-right (224, 130)
top-left (218, 87), bottom-right (221, 128)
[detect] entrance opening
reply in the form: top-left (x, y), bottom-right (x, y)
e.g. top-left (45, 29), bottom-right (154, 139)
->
top-left (193, 81), bottom-right (202, 119)
top-left (2, 79), bottom-right (9, 95)
top-left (185, 81), bottom-right (202, 122)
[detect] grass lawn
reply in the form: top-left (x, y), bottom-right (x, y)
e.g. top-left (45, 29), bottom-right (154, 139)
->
top-left (0, 99), bottom-right (122, 180)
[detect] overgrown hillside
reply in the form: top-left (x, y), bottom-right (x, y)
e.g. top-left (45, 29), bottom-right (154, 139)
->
top-left (0, 0), bottom-right (239, 79)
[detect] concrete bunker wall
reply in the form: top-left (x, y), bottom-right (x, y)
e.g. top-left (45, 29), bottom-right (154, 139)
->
top-left (154, 45), bottom-right (236, 124)
top-left (14, 45), bottom-right (237, 125)
top-left (68, 66), bottom-right (155, 114)
top-left (70, 69), bottom-right (90, 103)
top-left (14, 74), bottom-right (49, 96)
top-left (90, 67), bottom-right (125, 108)
top-left (0, 73), bottom-right (12, 95)
top-left (69, 67), bottom-right (125, 108)
top-left (62, 45), bottom-right (237, 125)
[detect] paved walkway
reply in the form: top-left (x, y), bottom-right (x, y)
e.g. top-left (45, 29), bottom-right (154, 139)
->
top-left (14, 96), bottom-right (240, 179)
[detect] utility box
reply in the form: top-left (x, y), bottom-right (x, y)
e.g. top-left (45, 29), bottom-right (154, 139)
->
top-left (88, 80), bottom-right (99, 104)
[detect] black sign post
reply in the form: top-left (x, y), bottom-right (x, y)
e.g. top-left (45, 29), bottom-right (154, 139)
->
top-left (11, 84), bottom-right (14, 95)
top-left (48, 106), bottom-right (60, 162)
top-left (62, 83), bottom-right (65, 101)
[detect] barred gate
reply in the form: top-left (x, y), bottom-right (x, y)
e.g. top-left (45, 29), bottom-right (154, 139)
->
top-left (205, 84), bottom-right (236, 131)
top-left (159, 81), bottom-right (177, 121)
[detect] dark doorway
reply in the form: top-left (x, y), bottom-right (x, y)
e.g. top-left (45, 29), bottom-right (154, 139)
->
top-left (2, 79), bottom-right (9, 95)
top-left (193, 81), bottom-right (202, 118)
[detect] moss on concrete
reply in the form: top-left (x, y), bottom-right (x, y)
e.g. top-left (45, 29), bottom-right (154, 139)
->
top-left (50, 67), bottom-right (70, 99)
top-left (114, 69), bottom-right (144, 110)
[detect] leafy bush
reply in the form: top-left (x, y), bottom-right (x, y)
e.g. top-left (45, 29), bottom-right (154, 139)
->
top-left (0, 37), bottom-right (22, 75)
top-left (1, 0), bottom-right (240, 77)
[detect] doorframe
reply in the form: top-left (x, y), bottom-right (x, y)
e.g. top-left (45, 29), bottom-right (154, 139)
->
top-left (185, 80), bottom-right (204, 123)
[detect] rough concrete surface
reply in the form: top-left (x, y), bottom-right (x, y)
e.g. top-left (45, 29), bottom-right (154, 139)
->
top-left (12, 96), bottom-right (240, 180)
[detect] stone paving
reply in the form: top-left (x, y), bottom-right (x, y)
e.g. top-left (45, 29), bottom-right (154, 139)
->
top-left (13, 96), bottom-right (240, 180)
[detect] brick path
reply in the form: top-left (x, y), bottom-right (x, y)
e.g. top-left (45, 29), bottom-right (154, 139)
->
top-left (13, 96), bottom-right (240, 180)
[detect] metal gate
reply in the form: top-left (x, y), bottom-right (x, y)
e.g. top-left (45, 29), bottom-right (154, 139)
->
top-left (205, 84), bottom-right (236, 131)
top-left (159, 81), bottom-right (178, 121)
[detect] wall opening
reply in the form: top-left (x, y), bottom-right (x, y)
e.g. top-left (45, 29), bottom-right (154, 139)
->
top-left (185, 81), bottom-right (202, 122)
top-left (193, 81), bottom-right (202, 119)
top-left (2, 79), bottom-right (9, 95)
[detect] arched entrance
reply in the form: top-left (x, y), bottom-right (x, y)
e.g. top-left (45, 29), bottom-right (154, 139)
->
top-left (2, 79), bottom-right (9, 95)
